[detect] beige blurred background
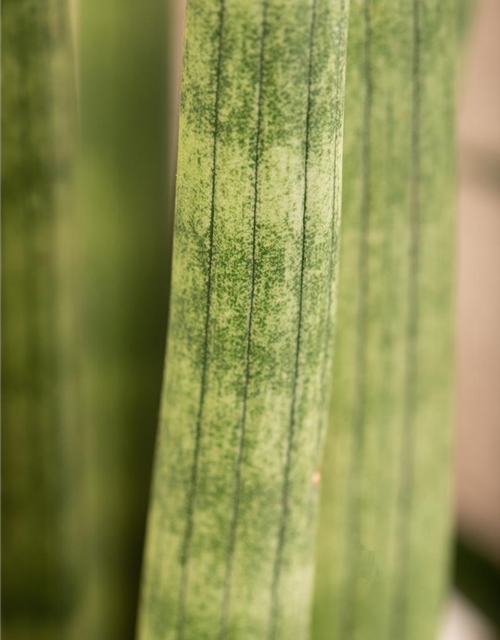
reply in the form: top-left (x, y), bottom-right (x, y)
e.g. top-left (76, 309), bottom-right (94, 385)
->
top-left (455, 0), bottom-right (500, 564)
top-left (441, 0), bottom-right (500, 638)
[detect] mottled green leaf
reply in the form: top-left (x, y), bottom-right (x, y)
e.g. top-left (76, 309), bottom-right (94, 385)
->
top-left (138, 0), bottom-right (348, 638)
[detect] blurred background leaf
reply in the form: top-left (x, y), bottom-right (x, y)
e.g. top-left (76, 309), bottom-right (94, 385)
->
top-left (312, 1), bottom-right (457, 639)
top-left (1, 0), bottom-right (83, 637)
top-left (76, 0), bottom-right (182, 637)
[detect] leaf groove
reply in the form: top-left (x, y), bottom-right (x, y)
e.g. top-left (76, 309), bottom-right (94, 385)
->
top-left (337, 0), bottom-right (372, 635)
top-left (390, 0), bottom-right (421, 636)
top-left (266, 0), bottom-right (319, 636)
top-left (175, 1), bottom-right (227, 636)
top-left (218, 1), bottom-right (270, 636)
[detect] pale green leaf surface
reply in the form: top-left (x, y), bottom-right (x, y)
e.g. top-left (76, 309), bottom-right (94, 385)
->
top-left (138, 1), bottom-right (348, 638)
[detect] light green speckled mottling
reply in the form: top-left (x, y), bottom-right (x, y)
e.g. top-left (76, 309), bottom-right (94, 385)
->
top-left (312, 1), bottom-right (456, 639)
top-left (138, 0), bottom-right (348, 638)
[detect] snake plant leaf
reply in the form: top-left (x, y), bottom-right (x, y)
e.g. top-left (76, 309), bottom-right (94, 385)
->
top-left (138, 0), bottom-right (348, 638)
top-left (77, 0), bottom-right (172, 637)
top-left (1, 0), bottom-right (82, 637)
top-left (312, 0), bottom-right (457, 639)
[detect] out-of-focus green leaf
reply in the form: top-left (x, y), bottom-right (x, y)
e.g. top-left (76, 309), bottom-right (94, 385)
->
top-left (312, 1), bottom-right (457, 639)
top-left (1, 0), bottom-right (83, 637)
top-left (77, 0), bottom-right (174, 637)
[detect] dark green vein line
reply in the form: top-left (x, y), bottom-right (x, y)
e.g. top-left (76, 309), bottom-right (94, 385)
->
top-left (337, 1), bottom-right (372, 637)
top-left (218, 1), bottom-right (269, 637)
top-left (378, 97), bottom-right (396, 640)
top-left (175, 2), bottom-right (226, 637)
top-left (390, 0), bottom-right (420, 636)
top-left (266, 0), bottom-right (318, 637)
top-left (382, 98), bottom-right (395, 356)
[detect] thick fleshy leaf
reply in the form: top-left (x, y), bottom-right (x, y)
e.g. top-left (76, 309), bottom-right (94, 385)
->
top-left (1, 0), bottom-right (82, 637)
top-left (138, 1), bottom-right (349, 638)
top-left (312, 1), bottom-right (457, 639)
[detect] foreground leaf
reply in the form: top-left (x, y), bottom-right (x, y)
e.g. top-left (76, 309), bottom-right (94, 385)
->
top-left (138, 0), bottom-right (348, 638)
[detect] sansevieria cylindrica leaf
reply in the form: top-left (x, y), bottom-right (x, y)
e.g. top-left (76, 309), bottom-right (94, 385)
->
top-left (138, 0), bottom-right (348, 638)
top-left (1, 0), bottom-right (82, 637)
top-left (312, 0), bottom-right (457, 639)
top-left (77, 0), bottom-right (172, 636)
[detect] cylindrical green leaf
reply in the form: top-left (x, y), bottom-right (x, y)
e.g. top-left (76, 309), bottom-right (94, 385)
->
top-left (312, 1), bottom-right (456, 639)
top-left (138, 0), bottom-right (348, 638)
top-left (77, 0), bottom-right (173, 637)
top-left (1, 0), bottom-right (82, 638)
